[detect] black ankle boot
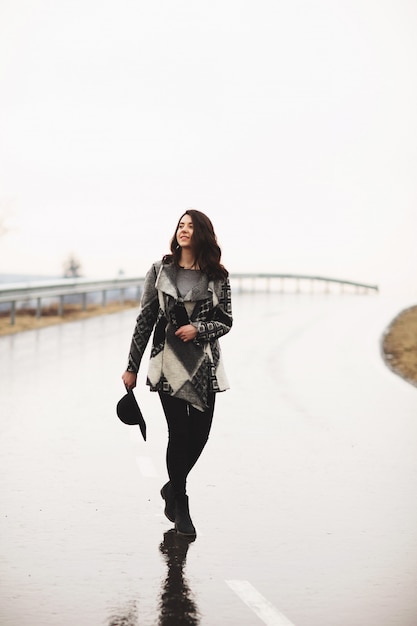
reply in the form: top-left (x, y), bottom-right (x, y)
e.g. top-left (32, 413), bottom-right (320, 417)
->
top-left (160, 482), bottom-right (176, 523)
top-left (175, 494), bottom-right (196, 536)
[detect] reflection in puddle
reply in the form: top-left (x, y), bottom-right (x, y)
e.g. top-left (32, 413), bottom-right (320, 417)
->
top-left (106, 530), bottom-right (199, 626)
top-left (108, 600), bottom-right (138, 626)
top-left (158, 529), bottom-right (200, 625)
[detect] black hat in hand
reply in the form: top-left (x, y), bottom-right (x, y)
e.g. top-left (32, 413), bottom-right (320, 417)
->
top-left (116, 389), bottom-right (146, 441)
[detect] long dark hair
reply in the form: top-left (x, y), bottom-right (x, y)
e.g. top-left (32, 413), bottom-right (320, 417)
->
top-left (163, 209), bottom-right (228, 280)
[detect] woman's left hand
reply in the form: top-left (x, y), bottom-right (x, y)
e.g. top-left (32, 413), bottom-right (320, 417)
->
top-left (175, 324), bottom-right (198, 343)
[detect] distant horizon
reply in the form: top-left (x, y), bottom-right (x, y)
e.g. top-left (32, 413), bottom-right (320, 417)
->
top-left (0, 268), bottom-right (380, 282)
top-left (0, 268), bottom-right (412, 300)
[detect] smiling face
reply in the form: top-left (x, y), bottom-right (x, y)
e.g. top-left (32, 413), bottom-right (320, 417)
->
top-left (176, 213), bottom-right (194, 250)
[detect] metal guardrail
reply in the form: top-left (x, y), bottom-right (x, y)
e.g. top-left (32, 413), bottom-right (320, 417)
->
top-left (232, 273), bottom-right (379, 293)
top-left (0, 277), bottom-right (144, 325)
top-left (0, 273), bottom-right (378, 325)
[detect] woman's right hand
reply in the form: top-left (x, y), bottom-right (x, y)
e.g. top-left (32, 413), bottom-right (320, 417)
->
top-left (122, 370), bottom-right (137, 391)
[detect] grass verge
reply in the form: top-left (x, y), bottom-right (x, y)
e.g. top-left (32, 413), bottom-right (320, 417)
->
top-left (0, 301), bottom-right (138, 337)
top-left (381, 305), bottom-right (417, 387)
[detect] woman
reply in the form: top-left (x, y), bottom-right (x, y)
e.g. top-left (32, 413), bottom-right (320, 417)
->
top-left (122, 209), bottom-right (233, 536)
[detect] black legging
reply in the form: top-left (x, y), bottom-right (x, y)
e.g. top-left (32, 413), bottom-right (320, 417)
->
top-left (158, 392), bottom-right (215, 496)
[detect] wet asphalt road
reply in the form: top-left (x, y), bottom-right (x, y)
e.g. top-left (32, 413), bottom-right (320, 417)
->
top-left (1, 291), bottom-right (417, 626)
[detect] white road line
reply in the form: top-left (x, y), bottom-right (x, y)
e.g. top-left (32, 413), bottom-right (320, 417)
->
top-left (135, 456), bottom-right (158, 477)
top-left (225, 580), bottom-right (296, 626)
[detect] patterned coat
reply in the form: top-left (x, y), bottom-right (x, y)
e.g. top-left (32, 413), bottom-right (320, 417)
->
top-left (127, 260), bottom-right (233, 411)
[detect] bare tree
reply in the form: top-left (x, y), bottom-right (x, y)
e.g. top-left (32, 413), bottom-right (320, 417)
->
top-left (63, 254), bottom-right (82, 278)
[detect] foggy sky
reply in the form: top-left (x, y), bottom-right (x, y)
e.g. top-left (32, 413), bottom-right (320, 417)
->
top-left (0, 0), bottom-right (416, 296)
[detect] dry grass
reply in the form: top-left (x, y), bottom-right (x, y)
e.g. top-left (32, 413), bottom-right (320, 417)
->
top-left (382, 305), bottom-right (417, 387)
top-left (0, 300), bottom-right (138, 336)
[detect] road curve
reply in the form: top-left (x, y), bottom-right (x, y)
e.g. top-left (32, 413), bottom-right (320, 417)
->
top-left (1, 292), bottom-right (416, 626)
